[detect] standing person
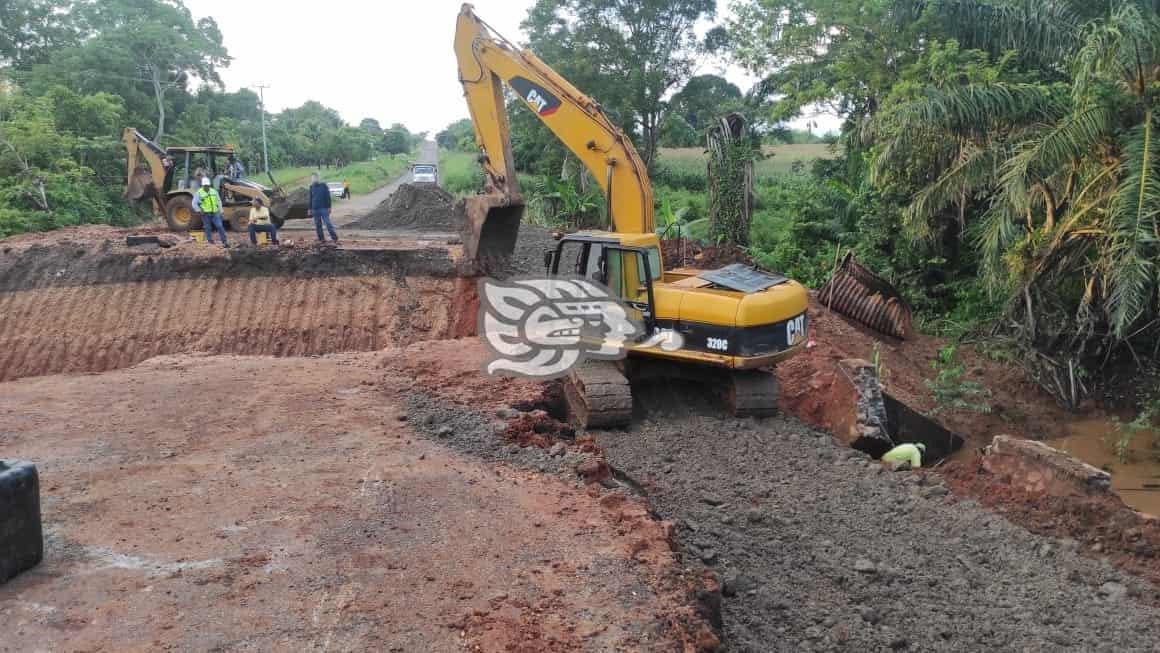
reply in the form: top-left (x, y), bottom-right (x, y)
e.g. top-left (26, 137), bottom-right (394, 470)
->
top-left (341, 178), bottom-right (351, 199)
top-left (308, 173), bottom-right (338, 244)
top-left (247, 197), bottom-right (279, 246)
top-left (196, 177), bottom-right (228, 247)
top-left (227, 155), bottom-right (245, 179)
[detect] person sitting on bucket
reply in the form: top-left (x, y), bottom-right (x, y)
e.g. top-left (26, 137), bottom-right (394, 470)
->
top-left (195, 177), bottom-right (228, 247)
top-left (881, 442), bottom-right (926, 469)
top-left (247, 197), bottom-right (279, 246)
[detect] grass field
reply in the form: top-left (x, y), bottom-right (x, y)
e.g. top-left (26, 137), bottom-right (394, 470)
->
top-left (656, 143), bottom-right (837, 181)
top-left (267, 153), bottom-right (413, 195)
top-left (439, 149), bottom-right (484, 196)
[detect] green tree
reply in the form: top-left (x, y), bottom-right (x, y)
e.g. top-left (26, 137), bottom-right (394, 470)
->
top-left (380, 124), bottom-right (412, 155)
top-left (669, 74), bottom-right (743, 134)
top-left (871, 3), bottom-right (1160, 353)
top-left (35, 0), bottom-right (229, 141)
top-left (0, 0), bottom-right (83, 69)
top-left (524, 0), bottom-right (716, 165)
top-left (0, 84), bottom-right (129, 236)
top-left (359, 118), bottom-right (383, 138)
top-left (436, 118), bottom-right (474, 151)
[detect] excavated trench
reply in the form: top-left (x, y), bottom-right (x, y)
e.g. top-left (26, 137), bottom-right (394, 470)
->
top-left (0, 240), bottom-right (479, 382)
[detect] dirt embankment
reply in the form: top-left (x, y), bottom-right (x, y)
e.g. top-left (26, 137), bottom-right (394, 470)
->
top-left (0, 232), bottom-right (475, 382)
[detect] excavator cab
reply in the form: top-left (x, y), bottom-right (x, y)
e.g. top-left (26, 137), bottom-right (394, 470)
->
top-left (547, 234), bottom-right (659, 330)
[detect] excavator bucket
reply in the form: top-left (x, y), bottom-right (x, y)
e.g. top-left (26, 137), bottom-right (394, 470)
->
top-left (463, 192), bottom-right (524, 266)
top-left (818, 253), bottom-right (914, 339)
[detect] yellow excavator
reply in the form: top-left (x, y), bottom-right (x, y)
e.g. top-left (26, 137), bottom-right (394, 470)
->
top-left (455, 4), bottom-right (810, 427)
top-left (122, 128), bottom-right (304, 232)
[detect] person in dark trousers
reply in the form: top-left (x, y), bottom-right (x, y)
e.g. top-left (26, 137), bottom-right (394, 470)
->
top-left (308, 173), bottom-right (338, 244)
top-left (341, 179), bottom-right (351, 199)
top-left (195, 177), bottom-right (228, 247)
top-left (247, 198), bottom-right (279, 246)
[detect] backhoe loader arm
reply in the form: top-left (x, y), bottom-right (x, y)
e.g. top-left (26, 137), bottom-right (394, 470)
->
top-left (454, 4), bottom-right (654, 236)
top-left (122, 128), bottom-right (167, 191)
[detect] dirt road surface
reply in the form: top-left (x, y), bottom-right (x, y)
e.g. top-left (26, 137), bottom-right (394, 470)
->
top-left (5, 183), bottom-right (1160, 651)
top-left (280, 141), bottom-right (451, 242)
top-left (0, 352), bottom-right (701, 651)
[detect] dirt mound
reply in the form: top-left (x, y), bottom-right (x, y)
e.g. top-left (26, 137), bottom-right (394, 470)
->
top-left (661, 238), bottom-right (753, 269)
top-left (350, 183), bottom-right (461, 231)
top-left (270, 187), bottom-right (309, 221)
top-left (777, 297), bottom-right (1069, 448)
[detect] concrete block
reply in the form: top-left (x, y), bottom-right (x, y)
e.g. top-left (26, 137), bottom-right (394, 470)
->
top-left (982, 435), bottom-right (1111, 496)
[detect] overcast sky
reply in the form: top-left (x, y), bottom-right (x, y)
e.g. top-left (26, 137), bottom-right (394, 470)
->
top-left (182, 0), bottom-right (841, 135)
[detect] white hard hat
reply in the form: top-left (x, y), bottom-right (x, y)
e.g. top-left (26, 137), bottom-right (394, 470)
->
top-left (916, 443), bottom-right (927, 452)
top-left (201, 177), bottom-right (211, 186)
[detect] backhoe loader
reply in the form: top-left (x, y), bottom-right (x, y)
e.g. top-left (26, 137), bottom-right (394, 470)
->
top-left (455, 4), bottom-right (810, 427)
top-left (122, 128), bottom-right (304, 232)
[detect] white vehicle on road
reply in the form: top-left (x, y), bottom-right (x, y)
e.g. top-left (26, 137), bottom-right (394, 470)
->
top-left (411, 164), bottom-right (438, 185)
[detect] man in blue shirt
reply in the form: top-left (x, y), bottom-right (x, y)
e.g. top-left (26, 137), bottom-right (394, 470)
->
top-left (308, 173), bottom-right (338, 244)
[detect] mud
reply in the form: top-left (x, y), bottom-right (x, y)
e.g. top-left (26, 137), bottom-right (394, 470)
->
top-left (661, 238), bottom-right (753, 270)
top-left (350, 183), bottom-right (461, 231)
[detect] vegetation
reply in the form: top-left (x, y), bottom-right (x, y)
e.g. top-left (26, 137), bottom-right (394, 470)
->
top-left (926, 345), bottom-right (993, 414)
top-left (270, 154), bottom-right (413, 195)
top-left (439, 150), bottom-right (484, 196)
top-left (0, 0), bottom-right (422, 238)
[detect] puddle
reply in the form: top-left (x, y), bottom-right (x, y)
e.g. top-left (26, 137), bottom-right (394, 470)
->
top-left (1050, 417), bottom-right (1160, 515)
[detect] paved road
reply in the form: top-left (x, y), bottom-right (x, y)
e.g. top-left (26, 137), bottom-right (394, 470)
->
top-left (281, 141), bottom-right (440, 239)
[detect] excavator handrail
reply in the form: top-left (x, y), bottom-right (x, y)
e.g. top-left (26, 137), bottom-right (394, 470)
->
top-left (454, 3), bottom-right (654, 235)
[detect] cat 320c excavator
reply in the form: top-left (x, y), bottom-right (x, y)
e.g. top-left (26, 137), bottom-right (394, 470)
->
top-left (455, 4), bottom-right (810, 428)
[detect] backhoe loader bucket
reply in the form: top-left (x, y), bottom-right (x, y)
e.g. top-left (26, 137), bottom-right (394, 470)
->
top-left (818, 253), bottom-right (914, 339)
top-left (463, 192), bottom-right (524, 267)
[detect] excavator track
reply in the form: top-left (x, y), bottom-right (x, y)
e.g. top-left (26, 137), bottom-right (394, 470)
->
top-left (723, 370), bottom-right (780, 418)
top-left (564, 360), bottom-right (633, 430)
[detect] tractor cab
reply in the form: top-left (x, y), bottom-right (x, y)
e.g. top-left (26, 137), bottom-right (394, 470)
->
top-left (165, 145), bottom-right (242, 194)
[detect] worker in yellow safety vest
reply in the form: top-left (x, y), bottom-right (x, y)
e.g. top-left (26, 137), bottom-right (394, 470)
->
top-left (195, 177), bottom-right (228, 247)
top-left (881, 442), bottom-right (926, 469)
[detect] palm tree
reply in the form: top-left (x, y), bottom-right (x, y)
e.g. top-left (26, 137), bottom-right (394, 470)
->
top-left (871, 1), bottom-right (1160, 361)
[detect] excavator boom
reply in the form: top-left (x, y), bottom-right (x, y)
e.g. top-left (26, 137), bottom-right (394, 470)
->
top-left (454, 3), bottom-right (654, 263)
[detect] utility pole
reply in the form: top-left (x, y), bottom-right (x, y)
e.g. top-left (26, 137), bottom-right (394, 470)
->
top-left (255, 84), bottom-right (271, 173)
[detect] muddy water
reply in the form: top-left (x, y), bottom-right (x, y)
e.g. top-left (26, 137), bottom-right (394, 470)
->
top-left (1050, 417), bottom-right (1160, 515)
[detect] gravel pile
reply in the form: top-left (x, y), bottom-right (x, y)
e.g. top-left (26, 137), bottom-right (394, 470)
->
top-left (350, 183), bottom-right (461, 230)
top-left (593, 386), bottom-right (1160, 652)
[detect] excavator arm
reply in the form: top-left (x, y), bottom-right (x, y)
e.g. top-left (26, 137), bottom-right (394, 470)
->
top-left (454, 4), bottom-right (654, 263)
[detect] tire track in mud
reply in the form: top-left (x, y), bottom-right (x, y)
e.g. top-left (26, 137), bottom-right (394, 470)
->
top-left (0, 276), bottom-right (474, 382)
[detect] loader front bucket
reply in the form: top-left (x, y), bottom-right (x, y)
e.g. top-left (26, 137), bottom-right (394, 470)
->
top-left (463, 192), bottom-right (524, 269)
top-left (818, 252), bottom-right (914, 339)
